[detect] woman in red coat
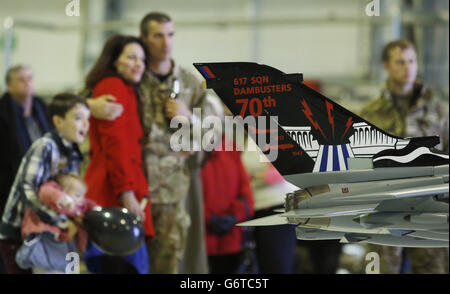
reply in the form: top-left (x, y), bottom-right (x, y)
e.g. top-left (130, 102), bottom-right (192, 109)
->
top-left (83, 35), bottom-right (153, 274)
top-left (201, 137), bottom-right (254, 274)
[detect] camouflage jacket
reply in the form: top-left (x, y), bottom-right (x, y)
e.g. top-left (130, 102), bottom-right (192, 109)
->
top-left (360, 81), bottom-right (449, 152)
top-left (138, 62), bottom-right (206, 204)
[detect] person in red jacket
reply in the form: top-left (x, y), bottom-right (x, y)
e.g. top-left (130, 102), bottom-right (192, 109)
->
top-left (201, 137), bottom-right (254, 274)
top-left (83, 35), bottom-right (154, 274)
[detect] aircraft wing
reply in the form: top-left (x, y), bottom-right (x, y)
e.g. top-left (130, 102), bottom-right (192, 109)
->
top-left (237, 214), bottom-right (289, 226)
top-left (237, 203), bottom-right (379, 226)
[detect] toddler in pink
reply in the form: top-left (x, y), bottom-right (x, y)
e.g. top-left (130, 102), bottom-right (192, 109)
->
top-left (16, 173), bottom-right (98, 273)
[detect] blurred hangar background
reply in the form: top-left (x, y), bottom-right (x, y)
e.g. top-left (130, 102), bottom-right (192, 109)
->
top-left (0, 0), bottom-right (448, 112)
top-left (0, 0), bottom-right (449, 274)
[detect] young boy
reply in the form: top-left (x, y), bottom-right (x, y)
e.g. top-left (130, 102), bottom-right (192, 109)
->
top-left (0, 93), bottom-right (90, 273)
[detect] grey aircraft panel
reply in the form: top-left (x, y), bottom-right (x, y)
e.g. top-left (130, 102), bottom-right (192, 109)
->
top-left (409, 231), bottom-right (449, 242)
top-left (332, 184), bottom-right (449, 204)
top-left (237, 213), bottom-right (289, 226)
top-left (280, 203), bottom-right (379, 218)
top-left (342, 234), bottom-right (449, 248)
top-left (284, 166), bottom-right (439, 188)
top-left (375, 196), bottom-right (449, 213)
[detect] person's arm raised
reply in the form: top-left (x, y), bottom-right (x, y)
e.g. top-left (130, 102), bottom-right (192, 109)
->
top-left (86, 94), bottom-right (124, 120)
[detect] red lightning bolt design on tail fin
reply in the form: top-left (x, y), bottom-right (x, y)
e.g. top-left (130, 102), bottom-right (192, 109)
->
top-left (325, 101), bottom-right (335, 139)
top-left (301, 99), bottom-right (328, 141)
top-left (341, 116), bottom-right (353, 140)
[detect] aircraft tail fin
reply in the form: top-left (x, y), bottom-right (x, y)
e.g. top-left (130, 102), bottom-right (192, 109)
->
top-left (194, 62), bottom-right (448, 175)
top-left (195, 62), bottom-right (315, 176)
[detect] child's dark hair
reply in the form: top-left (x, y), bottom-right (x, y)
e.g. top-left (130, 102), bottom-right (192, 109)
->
top-left (48, 93), bottom-right (89, 118)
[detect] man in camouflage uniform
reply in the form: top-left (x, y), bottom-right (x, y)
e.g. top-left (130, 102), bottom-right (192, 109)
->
top-left (138, 12), bottom-right (208, 274)
top-left (360, 40), bottom-right (449, 274)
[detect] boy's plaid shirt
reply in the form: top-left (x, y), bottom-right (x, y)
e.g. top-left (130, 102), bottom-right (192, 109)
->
top-left (0, 130), bottom-right (83, 240)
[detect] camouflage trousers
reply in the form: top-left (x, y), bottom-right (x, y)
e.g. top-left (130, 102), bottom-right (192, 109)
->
top-left (148, 202), bottom-right (191, 274)
top-left (366, 244), bottom-right (449, 274)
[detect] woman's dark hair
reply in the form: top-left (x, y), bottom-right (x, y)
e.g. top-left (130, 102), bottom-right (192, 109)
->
top-left (85, 35), bottom-right (149, 89)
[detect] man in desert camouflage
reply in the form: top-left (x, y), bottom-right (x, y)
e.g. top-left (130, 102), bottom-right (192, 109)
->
top-left (138, 12), bottom-right (208, 274)
top-left (360, 39), bottom-right (449, 274)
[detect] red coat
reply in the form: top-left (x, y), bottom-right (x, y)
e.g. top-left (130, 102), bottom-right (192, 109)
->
top-left (84, 77), bottom-right (154, 237)
top-left (201, 140), bottom-right (254, 255)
